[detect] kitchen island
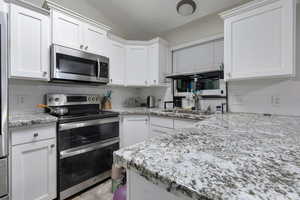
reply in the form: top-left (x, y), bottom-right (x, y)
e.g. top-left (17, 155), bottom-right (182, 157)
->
top-left (114, 113), bottom-right (300, 200)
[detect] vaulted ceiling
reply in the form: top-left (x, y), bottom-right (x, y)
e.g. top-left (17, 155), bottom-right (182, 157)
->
top-left (26, 0), bottom-right (251, 39)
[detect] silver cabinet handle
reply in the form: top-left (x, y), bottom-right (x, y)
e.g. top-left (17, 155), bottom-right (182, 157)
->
top-left (85, 46), bottom-right (88, 50)
top-left (80, 45), bottom-right (84, 49)
top-left (50, 144), bottom-right (55, 148)
top-left (43, 71), bottom-right (47, 76)
top-left (110, 79), bottom-right (113, 83)
top-left (33, 133), bottom-right (39, 137)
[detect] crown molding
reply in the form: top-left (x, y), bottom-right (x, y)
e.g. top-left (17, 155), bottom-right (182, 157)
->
top-left (219, 0), bottom-right (282, 19)
top-left (6, 0), bottom-right (49, 15)
top-left (43, 0), bottom-right (112, 31)
top-left (108, 33), bottom-right (169, 46)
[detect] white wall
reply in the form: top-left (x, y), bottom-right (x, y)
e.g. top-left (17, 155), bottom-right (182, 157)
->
top-left (9, 80), bottom-right (139, 115)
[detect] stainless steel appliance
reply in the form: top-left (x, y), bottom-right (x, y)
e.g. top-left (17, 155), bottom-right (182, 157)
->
top-left (0, 11), bottom-right (8, 200)
top-left (146, 96), bottom-right (155, 108)
top-left (51, 45), bottom-right (110, 84)
top-left (46, 94), bottom-right (119, 200)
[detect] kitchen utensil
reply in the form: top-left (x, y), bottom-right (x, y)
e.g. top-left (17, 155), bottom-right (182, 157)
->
top-left (37, 104), bottom-right (69, 116)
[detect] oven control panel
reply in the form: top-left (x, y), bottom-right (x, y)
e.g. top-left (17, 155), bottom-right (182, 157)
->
top-left (47, 94), bottom-right (101, 107)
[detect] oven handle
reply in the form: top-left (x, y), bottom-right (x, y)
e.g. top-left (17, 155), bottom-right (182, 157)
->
top-left (59, 117), bottom-right (119, 131)
top-left (60, 138), bottom-right (119, 159)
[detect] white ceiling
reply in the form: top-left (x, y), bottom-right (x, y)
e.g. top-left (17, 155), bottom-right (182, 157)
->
top-left (88, 0), bottom-right (249, 38)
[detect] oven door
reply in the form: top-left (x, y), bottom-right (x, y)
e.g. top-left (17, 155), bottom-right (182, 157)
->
top-left (58, 117), bottom-right (119, 151)
top-left (59, 141), bottom-right (119, 200)
top-left (51, 45), bottom-right (109, 83)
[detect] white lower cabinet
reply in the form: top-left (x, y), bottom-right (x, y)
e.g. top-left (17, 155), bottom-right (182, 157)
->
top-left (11, 125), bottom-right (57, 200)
top-left (121, 116), bottom-right (149, 148)
top-left (121, 115), bottom-right (198, 145)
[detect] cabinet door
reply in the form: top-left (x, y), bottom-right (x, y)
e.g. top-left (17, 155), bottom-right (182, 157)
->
top-left (12, 139), bottom-right (57, 200)
top-left (159, 43), bottom-right (171, 84)
top-left (213, 39), bottom-right (224, 69)
top-left (109, 40), bottom-right (126, 85)
top-left (125, 45), bottom-right (148, 86)
top-left (121, 116), bottom-right (149, 148)
top-left (52, 11), bottom-right (83, 50)
top-left (10, 4), bottom-right (50, 80)
top-left (148, 43), bottom-right (159, 86)
top-left (173, 42), bottom-right (214, 74)
top-left (224, 0), bottom-right (295, 80)
top-left (83, 23), bottom-right (108, 56)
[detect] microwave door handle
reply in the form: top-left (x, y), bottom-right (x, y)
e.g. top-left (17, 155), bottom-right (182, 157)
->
top-left (97, 58), bottom-right (100, 79)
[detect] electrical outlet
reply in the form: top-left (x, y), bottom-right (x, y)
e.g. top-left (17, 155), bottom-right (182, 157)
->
top-left (271, 96), bottom-right (281, 107)
top-left (17, 95), bottom-right (26, 105)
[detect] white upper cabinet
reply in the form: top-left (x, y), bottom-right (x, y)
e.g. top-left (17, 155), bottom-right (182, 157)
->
top-left (52, 11), bottom-right (83, 50)
top-left (10, 4), bottom-right (50, 80)
top-left (83, 23), bottom-right (108, 56)
top-left (221, 0), bottom-right (296, 80)
top-left (148, 39), bottom-right (171, 85)
top-left (148, 43), bottom-right (159, 85)
top-left (109, 40), bottom-right (126, 85)
top-left (125, 45), bottom-right (149, 86)
top-left (51, 10), bottom-right (109, 55)
top-left (173, 39), bottom-right (223, 74)
top-left (213, 39), bottom-right (224, 69)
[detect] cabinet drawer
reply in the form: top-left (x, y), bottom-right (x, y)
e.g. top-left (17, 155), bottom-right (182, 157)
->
top-left (174, 119), bottom-right (197, 129)
top-left (12, 125), bottom-right (56, 146)
top-left (150, 117), bottom-right (173, 129)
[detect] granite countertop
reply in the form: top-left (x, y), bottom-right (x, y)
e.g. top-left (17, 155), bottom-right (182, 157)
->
top-left (109, 107), bottom-right (209, 121)
top-left (114, 113), bottom-right (300, 200)
top-left (9, 113), bottom-right (58, 128)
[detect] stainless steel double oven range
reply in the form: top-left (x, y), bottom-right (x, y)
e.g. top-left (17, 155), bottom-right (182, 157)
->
top-left (0, 11), bottom-right (9, 200)
top-left (47, 94), bottom-right (119, 200)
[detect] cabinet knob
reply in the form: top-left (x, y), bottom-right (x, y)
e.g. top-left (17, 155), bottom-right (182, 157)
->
top-left (43, 71), bottom-right (47, 76)
top-left (33, 133), bottom-right (39, 137)
top-left (145, 80), bottom-right (148, 85)
top-left (110, 79), bottom-right (113, 83)
top-left (153, 80), bottom-right (156, 84)
top-left (80, 45), bottom-right (84, 49)
top-left (50, 144), bottom-right (55, 148)
top-left (226, 73), bottom-right (231, 78)
top-left (85, 46), bottom-right (88, 50)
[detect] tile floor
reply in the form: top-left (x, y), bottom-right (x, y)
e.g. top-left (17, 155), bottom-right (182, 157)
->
top-left (70, 179), bottom-right (113, 200)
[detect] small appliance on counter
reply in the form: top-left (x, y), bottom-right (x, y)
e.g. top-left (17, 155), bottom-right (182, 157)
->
top-left (45, 94), bottom-right (119, 200)
top-left (146, 96), bottom-right (155, 108)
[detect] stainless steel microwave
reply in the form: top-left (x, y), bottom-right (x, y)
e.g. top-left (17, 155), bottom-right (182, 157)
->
top-left (51, 45), bottom-right (109, 84)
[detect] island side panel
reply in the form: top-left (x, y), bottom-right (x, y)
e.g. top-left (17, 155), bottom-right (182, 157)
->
top-left (127, 169), bottom-right (192, 200)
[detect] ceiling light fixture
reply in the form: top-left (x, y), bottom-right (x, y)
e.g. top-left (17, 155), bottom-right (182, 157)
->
top-left (177, 0), bottom-right (197, 16)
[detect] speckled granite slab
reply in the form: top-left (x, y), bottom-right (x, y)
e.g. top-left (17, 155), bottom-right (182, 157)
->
top-left (114, 113), bottom-right (300, 200)
top-left (9, 113), bottom-right (58, 128)
top-left (109, 108), bottom-right (209, 121)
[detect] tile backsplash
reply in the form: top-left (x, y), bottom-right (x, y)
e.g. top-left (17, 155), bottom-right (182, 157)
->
top-left (9, 79), bottom-right (139, 115)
